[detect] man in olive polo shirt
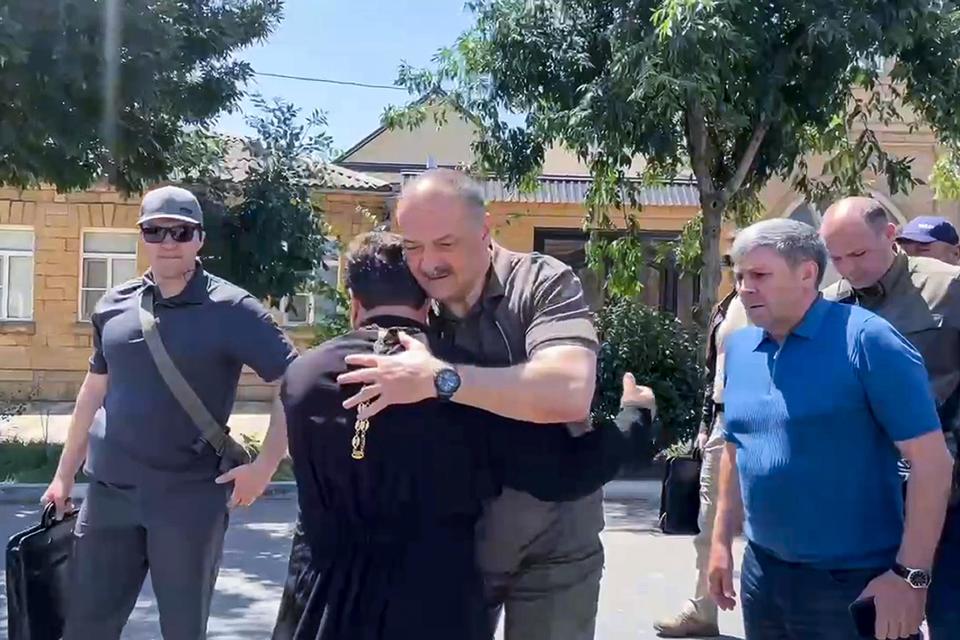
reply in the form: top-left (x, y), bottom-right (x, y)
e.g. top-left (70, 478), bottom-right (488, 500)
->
top-left (337, 169), bottom-right (605, 640)
top-left (821, 197), bottom-right (960, 639)
top-left (41, 185), bottom-right (297, 639)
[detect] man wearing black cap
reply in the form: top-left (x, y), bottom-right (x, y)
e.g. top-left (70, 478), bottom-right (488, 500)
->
top-left (897, 216), bottom-right (960, 265)
top-left (41, 185), bottom-right (298, 639)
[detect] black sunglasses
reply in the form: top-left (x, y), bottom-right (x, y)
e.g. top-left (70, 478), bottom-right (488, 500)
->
top-left (140, 225), bottom-right (201, 244)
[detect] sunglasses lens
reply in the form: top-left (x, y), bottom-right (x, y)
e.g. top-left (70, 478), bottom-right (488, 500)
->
top-left (140, 226), bottom-right (198, 243)
top-left (169, 226), bottom-right (196, 242)
top-left (141, 227), bottom-right (165, 243)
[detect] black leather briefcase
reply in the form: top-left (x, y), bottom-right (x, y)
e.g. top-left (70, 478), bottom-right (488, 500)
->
top-left (658, 451), bottom-right (702, 535)
top-left (6, 503), bottom-right (78, 640)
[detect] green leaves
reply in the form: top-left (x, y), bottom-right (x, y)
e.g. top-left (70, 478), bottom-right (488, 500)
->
top-left (389, 0), bottom-right (960, 325)
top-left (0, 0), bottom-right (282, 192)
top-left (593, 298), bottom-right (705, 457)
top-left (189, 97), bottom-right (336, 306)
top-left (931, 149), bottom-right (960, 201)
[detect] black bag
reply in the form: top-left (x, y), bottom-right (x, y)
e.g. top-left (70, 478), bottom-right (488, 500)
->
top-left (658, 450), bottom-right (702, 535)
top-left (6, 503), bottom-right (78, 640)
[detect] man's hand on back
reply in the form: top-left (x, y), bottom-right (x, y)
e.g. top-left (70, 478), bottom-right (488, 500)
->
top-left (337, 332), bottom-right (445, 419)
top-left (216, 458), bottom-right (276, 508)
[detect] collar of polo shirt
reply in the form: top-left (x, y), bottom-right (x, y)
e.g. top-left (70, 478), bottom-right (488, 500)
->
top-left (143, 259), bottom-right (208, 306)
top-left (748, 294), bottom-right (831, 350)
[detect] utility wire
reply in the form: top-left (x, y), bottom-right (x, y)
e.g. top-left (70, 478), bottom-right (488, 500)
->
top-left (254, 71), bottom-right (407, 91)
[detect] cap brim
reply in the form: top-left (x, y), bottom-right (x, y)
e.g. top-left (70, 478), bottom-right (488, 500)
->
top-left (137, 213), bottom-right (201, 226)
top-left (896, 231), bottom-right (936, 244)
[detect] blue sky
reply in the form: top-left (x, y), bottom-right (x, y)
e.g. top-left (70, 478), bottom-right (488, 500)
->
top-left (215, 0), bottom-right (474, 156)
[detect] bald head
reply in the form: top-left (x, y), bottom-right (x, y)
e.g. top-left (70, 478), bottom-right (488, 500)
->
top-left (820, 196), bottom-right (898, 289)
top-left (821, 196), bottom-right (890, 236)
top-left (400, 168), bottom-right (487, 224)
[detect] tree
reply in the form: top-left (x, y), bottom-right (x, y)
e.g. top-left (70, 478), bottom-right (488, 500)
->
top-left (386, 0), bottom-right (960, 322)
top-left (0, 0), bottom-right (282, 193)
top-left (179, 97), bottom-right (337, 307)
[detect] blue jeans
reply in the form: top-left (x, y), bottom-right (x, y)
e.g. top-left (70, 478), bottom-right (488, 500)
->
top-left (928, 503), bottom-right (960, 639)
top-left (741, 543), bottom-right (885, 640)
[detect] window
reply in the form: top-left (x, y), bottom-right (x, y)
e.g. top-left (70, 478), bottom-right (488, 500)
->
top-left (80, 231), bottom-right (138, 321)
top-left (0, 229), bottom-right (35, 321)
top-left (533, 228), bottom-right (699, 320)
top-left (281, 255), bottom-right (341, 326)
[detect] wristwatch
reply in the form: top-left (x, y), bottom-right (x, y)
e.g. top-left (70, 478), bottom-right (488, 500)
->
top-left (434, 365), bottom-right (461, 400)
top-left (892, 563), bottom-right (932, 589)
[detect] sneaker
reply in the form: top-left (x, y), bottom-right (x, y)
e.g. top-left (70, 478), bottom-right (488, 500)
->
top-left (653, 609), bottom-right (720, 638)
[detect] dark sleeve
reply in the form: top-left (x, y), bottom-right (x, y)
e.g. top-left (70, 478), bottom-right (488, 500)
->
top-left (228, 296), bottom-right (298, 382)
top-left (615, 405), bottom-right (654, 438)
top-left (88, 309), bottom-right (108, 375)
top-left (699, 335), bottom-right (719, 435)
top-left (525, 264), bottom-right (599, 356)
top-left (281, 371), bottom-right (324, 545)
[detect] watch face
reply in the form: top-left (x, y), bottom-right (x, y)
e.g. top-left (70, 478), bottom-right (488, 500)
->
top-left (436, 368), bottom-right (461, 396)
top-left (907, 570), bottom-right (932, 589)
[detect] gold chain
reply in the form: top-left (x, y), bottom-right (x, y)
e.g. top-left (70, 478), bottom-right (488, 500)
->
top-left (351, 403), bottom-right (370, 460)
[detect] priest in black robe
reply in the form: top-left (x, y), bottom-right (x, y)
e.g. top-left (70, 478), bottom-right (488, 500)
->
top-left (272, 232), bottom-right (656, 640)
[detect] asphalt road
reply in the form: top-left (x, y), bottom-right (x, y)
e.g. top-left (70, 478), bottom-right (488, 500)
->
top-left (1, 482), bottom-right (746, 639)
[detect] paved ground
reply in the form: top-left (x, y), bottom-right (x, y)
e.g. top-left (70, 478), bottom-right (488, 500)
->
top-left (1, 482), bottom-right (746, 640)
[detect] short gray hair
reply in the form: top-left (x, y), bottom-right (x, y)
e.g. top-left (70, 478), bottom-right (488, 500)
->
top-left (402, 168), bottom-right (486, 222)
top-left (731, 218), bottom-right (829, 287)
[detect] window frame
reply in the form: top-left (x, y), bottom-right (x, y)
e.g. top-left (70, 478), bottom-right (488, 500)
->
top-left (532, 227), bottom-right (695, 317)
top-left (78, 229), bottom-right (139, 322)
top-left (0, 226), bottom-right (36, 322)
top-left (280, 250), bottom-right (342, 328)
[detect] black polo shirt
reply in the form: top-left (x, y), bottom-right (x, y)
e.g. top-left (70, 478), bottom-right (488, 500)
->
top-left (86, 263), bottom-right (297, 484)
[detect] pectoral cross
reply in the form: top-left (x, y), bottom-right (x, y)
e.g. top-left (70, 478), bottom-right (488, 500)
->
top-left (351, 403), bottom-right (370, 460)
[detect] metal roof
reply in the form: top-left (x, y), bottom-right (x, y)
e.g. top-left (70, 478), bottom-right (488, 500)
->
top-left (401, 172), bottom-right (699, 207)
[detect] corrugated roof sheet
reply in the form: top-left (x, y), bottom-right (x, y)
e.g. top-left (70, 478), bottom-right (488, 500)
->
top-left (401, 172), bottom-right (699, 207)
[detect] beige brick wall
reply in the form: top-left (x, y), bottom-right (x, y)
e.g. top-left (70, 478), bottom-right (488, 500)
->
top-left (0, 187), bottom-right (390, 403)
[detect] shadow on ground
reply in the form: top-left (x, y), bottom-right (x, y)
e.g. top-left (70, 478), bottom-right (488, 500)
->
top-left (1, 499), bottom-right (299, 640)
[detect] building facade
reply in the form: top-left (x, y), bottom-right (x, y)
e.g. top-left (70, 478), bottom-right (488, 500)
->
top-left (0, 166), bottom-right (390, 402)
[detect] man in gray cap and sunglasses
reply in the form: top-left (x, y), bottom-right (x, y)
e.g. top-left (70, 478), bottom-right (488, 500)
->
top-left (42, 185), bottom-right (298, 639)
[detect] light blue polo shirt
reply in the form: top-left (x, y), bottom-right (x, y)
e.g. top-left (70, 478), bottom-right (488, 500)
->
top-left (723, 297), bottom-right (940, 569)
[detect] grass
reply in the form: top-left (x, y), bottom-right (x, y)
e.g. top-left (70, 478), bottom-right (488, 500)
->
top-left (0, 438), bottom-right (295, 484)
top-left (0, 439), bottom-right (69, 483)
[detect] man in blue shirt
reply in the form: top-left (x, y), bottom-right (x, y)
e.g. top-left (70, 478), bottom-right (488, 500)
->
top-left (708, 218), bottom-right (954, 640)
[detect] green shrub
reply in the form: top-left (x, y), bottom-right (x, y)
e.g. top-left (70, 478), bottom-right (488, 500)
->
top-left (592, 299), bottom-right (705, 465)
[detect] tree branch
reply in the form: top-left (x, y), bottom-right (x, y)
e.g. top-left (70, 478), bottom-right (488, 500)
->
top-left (685, 97), bottom-right (716, 195)
top-left (722, 27), bottom-right (808, 200)
top-left (722, 115), bottom-right (771, 198)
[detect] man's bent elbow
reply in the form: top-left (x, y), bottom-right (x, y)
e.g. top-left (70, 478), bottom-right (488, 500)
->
top-left (527, 345), bottom-right (596, 422)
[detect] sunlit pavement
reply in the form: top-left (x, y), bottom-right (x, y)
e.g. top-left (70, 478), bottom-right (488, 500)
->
top-left (1, 481), bottom-right (746, 639)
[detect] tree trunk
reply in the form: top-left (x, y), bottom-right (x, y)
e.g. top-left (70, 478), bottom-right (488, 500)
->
top-left (697, 192), bottom-right (725, 327)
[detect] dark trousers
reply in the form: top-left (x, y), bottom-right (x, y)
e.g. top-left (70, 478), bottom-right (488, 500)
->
top-left (741, 543), bottom-right (885, 640)
top-left (63, 479), bottom-right (229, 640)
top-left (928, 502), bottom-right (960, 639)
top-left (477, 488), bottom-right (604, 640)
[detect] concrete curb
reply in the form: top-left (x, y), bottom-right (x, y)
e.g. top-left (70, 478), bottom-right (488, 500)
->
top-left (0, 479), bottom-right (658, 506)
